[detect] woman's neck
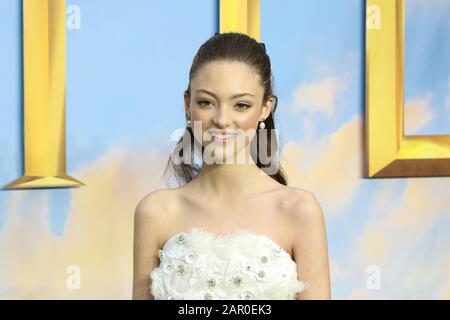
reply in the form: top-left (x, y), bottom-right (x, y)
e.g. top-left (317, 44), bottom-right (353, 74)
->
top-left (190, 161), bottom-right (270, 201)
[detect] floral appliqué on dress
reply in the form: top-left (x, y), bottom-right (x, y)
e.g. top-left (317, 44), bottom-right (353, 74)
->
top-left (150, 228), bottom-right (307, 300)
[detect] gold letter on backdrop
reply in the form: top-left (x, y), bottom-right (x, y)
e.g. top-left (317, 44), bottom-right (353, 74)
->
top-left (366, 0), bottom-right (450, 177)
top-left (4, 0), bottom-right (84, 189)
top-left (219, 0), bottom-right (260, 41)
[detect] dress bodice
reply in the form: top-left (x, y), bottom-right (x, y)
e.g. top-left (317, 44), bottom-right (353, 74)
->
top-left (150, 228), bottom-right (306, 300)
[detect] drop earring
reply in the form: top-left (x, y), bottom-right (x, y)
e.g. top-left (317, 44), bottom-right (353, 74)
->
top-left (259, 121), bottom-right (265, 129)
top-left (187, 119), bottom-right (191, 127)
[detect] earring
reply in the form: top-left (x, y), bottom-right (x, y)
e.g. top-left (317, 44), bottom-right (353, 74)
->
top-left (187, 119), bottom-right (191, 127)
top-left (259, 121), bottom-right (265, 129)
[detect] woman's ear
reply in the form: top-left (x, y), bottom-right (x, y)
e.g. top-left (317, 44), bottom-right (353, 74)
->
top-left (183, 90), bottom-right (190, 117)
top-left (260, 96), bottom-right (275, 121)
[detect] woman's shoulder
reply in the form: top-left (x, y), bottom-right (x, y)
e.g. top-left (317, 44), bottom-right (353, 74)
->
top-left (134, 189), bottom-right (180, 227)
top-left (287, 186), bottom-right (316, 201)
top-left (277, 186), bottom-right (321, 219)
top-left (275, 185), bottom-right (315, 205)
top-left (280, 187), bottom-right (324, 230)
top-left (134, 188), bottom-right (186, 248)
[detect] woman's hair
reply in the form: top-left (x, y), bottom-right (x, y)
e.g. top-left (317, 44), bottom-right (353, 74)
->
top-left (162, 32), bottom-right (288, 187)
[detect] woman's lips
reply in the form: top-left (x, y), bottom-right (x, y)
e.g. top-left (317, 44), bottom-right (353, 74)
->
top-left (210, 133), bottom-right (236, 144)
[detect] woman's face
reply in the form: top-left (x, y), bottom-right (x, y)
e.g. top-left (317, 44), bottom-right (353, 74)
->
top-left (184, 60), bottom-right (274, 162)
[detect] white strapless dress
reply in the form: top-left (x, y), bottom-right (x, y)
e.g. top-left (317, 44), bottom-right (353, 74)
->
top-left (150, 228), bottom-right (307, 300)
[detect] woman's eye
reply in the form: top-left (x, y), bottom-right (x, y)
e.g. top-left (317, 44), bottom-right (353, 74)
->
top-left (197, 100), bottom-right (250, 109)
top-left (197, 100), bottom-right (213, 107)
top-left (236, 103), bottom-right (251, 109)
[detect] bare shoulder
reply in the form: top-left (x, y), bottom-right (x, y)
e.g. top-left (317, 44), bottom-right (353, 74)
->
top-left (135, 189), bottom-right (167, 219)
top-left (134, 189), bottom-right (178, 246)
top-left (279, 187), bottom-right (324, 228)
top-left (282, 187), bottom-right (331, 299)
top-left (133, 189), bottom-right (178, 300)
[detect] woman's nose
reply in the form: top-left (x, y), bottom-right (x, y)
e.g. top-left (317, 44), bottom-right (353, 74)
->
top-left (212, 108), bottom-right (232, 127)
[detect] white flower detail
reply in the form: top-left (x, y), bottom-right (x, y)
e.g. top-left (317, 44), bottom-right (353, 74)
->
top-left (176, 233), bottom-right (186, 244)
top-left (239, 261), bottom-right (254, 276)
top-left (176, 264), bottom-right (186, 275)
top-left (255, 269), bottom-right (269, 282)
top-left (207, 278), bottom-right (216, 288)
top-left (258, 255), bottom-right (269, 264)
top-left (184, 251), bottom-right (196, 264)
top-left (163, 263), bottom-right (173, 274)
top-left (150, 229), bottom-right (303, 300)
top-left (203, 292), bottom-right (214, 300)
top-left (231, 275), bottom-right (244, 287)
top-left (240, 290), bottom-right (255, 300)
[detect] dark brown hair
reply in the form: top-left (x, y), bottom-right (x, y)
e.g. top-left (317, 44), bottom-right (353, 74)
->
top-left (162, 32), bottom-right (287, 187)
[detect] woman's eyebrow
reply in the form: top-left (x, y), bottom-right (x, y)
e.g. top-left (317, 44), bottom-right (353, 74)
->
top-left (195, 89), bottom-right (255, 99)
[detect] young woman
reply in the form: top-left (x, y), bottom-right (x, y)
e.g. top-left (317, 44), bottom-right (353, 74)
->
top-left (133, 32), bottom-right (331, 300)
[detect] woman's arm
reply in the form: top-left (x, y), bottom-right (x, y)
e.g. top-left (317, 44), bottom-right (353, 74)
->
top-left (291, 191), bottom-right (331, 300)
top-left (132, 191), bottom-right (167, 300)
